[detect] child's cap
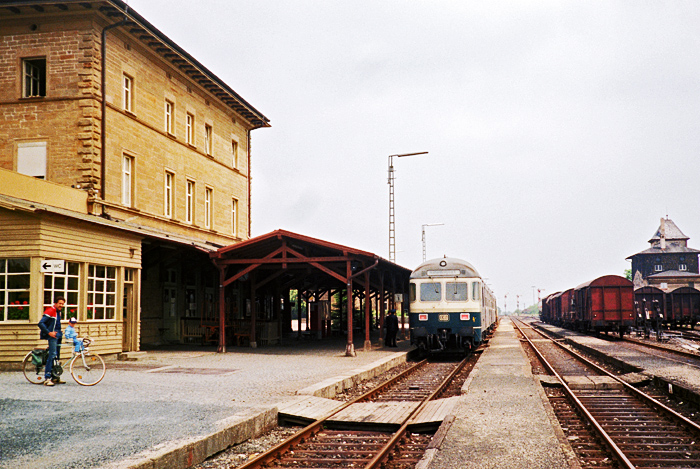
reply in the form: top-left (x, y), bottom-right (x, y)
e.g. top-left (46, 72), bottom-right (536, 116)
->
top-left (69, 317), bottom-right (77, 323)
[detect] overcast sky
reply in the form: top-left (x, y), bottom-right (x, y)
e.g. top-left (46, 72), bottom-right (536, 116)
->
top-left (129, 0), bottom-right (700, 310)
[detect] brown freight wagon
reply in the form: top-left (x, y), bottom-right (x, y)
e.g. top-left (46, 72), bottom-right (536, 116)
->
top-left (574, 275), bottom-right (634, 337)
top-left (667, 287), bottom-right (700, 329)
top-left (560, 288), bottom-right (575, 328)
top-left (633, 286), bottom-right (665, 336)
top-left (540, 292), bottom-right (559, 324)
top-left (550, 291), bottom-right (564, 325)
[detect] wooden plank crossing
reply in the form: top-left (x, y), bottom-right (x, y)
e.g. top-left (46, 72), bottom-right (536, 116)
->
top-left (278, 395), bottom-right (344, 425)
top-left (409, 396), bottom-right (461, 431)
top-left (329, 401), bottom-right (421, 428)
top-left (277, 395), bottom-right (461, 431)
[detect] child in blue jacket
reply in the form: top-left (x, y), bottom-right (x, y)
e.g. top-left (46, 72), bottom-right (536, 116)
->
top-left (65, 317), bottom-right (84, 353)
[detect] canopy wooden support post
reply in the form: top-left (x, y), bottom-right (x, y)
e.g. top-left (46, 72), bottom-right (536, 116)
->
top-left (363, 271), bottom-right (372, 351)
top-left (217, 266), bottom-right (227, 353)
top-left (296, 288), bottom-right (302, 338)
top-left (249, 272), bottom-right (257, 348)
top-left (401, 280), bottom-right (408, 340)
top-left (274, 283), bottom-right (281, 344)
top-left (345, 260), bottom-right (355, 357)
top-left (379, 271), bottom-right (385, 347)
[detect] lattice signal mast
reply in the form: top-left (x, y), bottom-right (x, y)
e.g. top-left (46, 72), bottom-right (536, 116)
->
top-left (388, 151), bottom-right (428, 263)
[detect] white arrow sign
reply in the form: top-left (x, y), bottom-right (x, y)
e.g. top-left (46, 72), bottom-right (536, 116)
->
top-left (41, 260), bottom-right (65, 273)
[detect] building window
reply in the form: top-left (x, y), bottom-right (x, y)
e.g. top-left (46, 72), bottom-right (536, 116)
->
top-left (204, 187), bottom-right (213, 229)
top-left (165, 100), bottom-right (174, 134)
top-left (186, 179), bottom-right (195, 224)
top-left (164, 171), bottom-right (174, 218)
top-left (44, 261), bottom-right (80, 319)
top-left (186, 113), bottom-right (194, 145)
top-left (122, 155), bottom-right (133, 207)
top-left (87, 265), bottom-right (116, 320)
top-left (654, 264), bottom-right (663, 272)
top-left (23, 57), bottom-right (46, 98)
top-left (17, 141), bottom-right (47, 179)
top-left (123, 74), bottom-right (133, 112)
top-left (204, 124), bottom-right (213, 155)
top-left (679, 264), bottom-right (688, 271)
top-left (231, 140), bottom-right (238, 168)
top-left (0, 258), bottom-right (30, 321)
top-left (232, 197), bottom-right (238, 236)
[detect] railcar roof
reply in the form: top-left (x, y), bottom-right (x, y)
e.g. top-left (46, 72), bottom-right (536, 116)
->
top-left (410, 257), bottom-right (480, 279)
top-left (574, 274), bottom-right (632, 290)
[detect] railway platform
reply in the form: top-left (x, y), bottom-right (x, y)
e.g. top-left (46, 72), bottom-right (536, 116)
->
top-left (0, 334), bottom-right (412, 469)
top-left (424, 317), bottom-right (574, 469)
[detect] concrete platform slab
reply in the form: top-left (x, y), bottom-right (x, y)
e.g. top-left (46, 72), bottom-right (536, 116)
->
top-left (425, 318), bottom-right (572, 469)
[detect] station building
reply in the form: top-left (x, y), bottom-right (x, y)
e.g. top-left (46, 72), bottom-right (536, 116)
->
top-left (0, 0), bottom-right (269, 362)
top-left (627, 218), bottom-right (700, 291)
top-left (0, 0), bottom-right (410, 363)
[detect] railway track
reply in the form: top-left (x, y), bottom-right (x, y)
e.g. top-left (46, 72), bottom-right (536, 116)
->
top-left (622, 336), bottom-right (700, 370)
top-left (513, 318), bottom-right (700, 469)
top-left (235, 358), bottom-right (468, 469)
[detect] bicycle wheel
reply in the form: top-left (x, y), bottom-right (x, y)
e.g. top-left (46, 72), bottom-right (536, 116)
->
top-left (22, 352), bottom-right (46, 384)
top-left (70, 353), bottom-right (105, 386)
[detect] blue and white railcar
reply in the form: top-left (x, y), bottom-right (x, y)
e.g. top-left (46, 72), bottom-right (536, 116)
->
top-left (409, 257), bottom-right (497, 356)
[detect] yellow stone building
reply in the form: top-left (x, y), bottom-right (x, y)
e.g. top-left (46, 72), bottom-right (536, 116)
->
top-left (0, 0), bottom-right (269, 362)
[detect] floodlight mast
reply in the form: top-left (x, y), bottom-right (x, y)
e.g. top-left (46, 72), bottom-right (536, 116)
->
top-left (388, 151), bottom-right (428, 263)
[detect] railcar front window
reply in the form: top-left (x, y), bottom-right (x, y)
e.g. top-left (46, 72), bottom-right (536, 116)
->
top-left (409, 283), bottom-right (416, 302)
top-left (446, 282), bottom-right (468, 301)
top-left (420, 283), bottom-right (442, 302)
top-left (472, 282), bottom-right (481, 300)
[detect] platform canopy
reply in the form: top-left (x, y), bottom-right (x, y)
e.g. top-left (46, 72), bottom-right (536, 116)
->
top-left (210, 229), bottom-right (412, 356)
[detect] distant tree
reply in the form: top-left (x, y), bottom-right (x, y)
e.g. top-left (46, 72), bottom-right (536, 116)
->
top-left (624, 268), bottom-right (632, 281)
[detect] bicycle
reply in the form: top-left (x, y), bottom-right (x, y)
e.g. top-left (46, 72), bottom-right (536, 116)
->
top-left (22, 337), bottom-right (106, 386)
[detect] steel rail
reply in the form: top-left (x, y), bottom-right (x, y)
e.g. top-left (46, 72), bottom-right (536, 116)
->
top-left (235, 358), bottom-right (428, 469)
top-left (526, 320), bottom-right (700, 435)
top-left (623, 336), bottom-right (700, 364)
top-left (363, 356), bottom-right (470, 469)
top-left (512, 319), bottom-right (636, 469)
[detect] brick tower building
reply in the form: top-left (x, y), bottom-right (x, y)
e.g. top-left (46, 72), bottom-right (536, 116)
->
top-left (627, 218), bottom-right (700, 291)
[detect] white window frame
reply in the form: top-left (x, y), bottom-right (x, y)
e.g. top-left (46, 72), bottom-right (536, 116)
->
top-left (23, 57), bottom-right (46, 98)
top-left (165, 100), bottom-right (174, 134)
top-left (186, 113), bottom-right (194, 145)
top-left (123, 74), bottom-right (133, 112)
top-left (87, 265), bottom-right (117, 321)
top-left (43, 261), bottom-right (80, 319)
top-left (204, 124), bottom-right (213, 155)
top-left (122, 154), bottom-right (133, 207)
top-left (232, 197), bottom-right (238, 236)
top-left (17, 141), bottom-right (47, 179)
top-left (654, 264), bottom-right (663, 272)
top-left (679, 264), bottom-right (688, 272)
top-left (0, 258), bottom-right (31, 321)
top-left (204, 187), bottom-right (213, 229)
top-left (186, 179), bottom-right (195, 224)
top-left (164, 171), bottom-right (174, 218)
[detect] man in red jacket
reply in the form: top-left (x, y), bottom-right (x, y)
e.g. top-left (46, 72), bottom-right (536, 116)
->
top-left (37, 297), bottom-right (65, 386)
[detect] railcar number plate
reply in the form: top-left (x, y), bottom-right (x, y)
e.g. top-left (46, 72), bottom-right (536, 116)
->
top-left (438, 314), bottom-right (450, 322)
